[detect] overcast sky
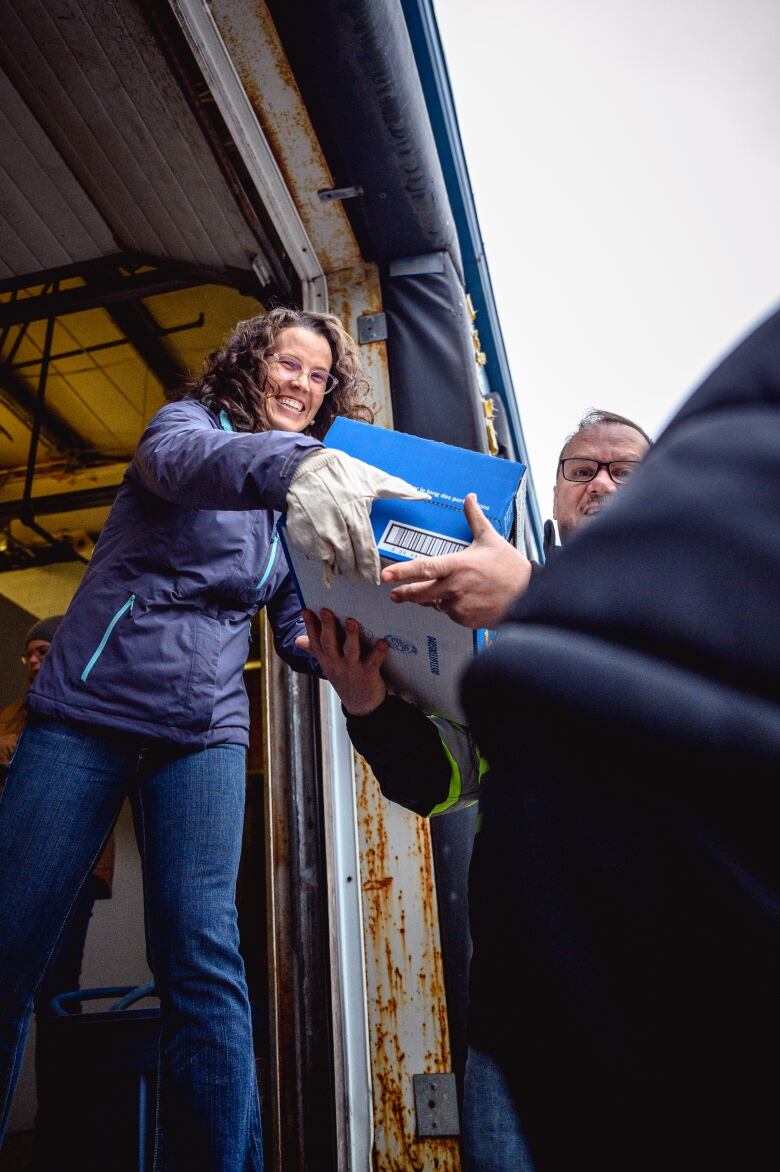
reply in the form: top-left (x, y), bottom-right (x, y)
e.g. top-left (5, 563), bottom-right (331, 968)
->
top-left (434, 0), bottom-right (780, 509)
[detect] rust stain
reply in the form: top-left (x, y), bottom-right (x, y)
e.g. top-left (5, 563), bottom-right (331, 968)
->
top-left (326, 666), bottom-right (460, 1163)
top-left (355, 746), bottom-right (460, 1167)
top-left (214, 1), bottom-right (361, 272)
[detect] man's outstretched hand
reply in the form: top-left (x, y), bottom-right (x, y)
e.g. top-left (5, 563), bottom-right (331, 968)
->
top-left (380, 493), bottom-right (532, 629)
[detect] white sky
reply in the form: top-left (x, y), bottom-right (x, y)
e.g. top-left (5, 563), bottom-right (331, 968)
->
top-left (434, 0), bottom-right (780, 510)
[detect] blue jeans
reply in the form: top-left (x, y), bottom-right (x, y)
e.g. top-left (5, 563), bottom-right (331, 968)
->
top-left (31, 872), bottom-right (102, 1169)
top-left (35, 872), bottom-right (102, 1017)
top-left (0, 717), bottom-right (262, 1172)
top-left (462, 1046), bottom-right (535, 1172)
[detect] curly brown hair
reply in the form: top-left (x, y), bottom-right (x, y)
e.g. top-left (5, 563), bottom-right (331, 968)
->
top-left (177, 306), bottom-right (374, 439)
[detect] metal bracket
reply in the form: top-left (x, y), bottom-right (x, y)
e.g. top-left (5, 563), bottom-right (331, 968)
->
top-left (389, 253), bottom-right (446, 279)
top-left (357, 312), bottom-right (387, 344)
top-left (252, 250), bottom-right (273, 287)
top-left (413, 1073), bottom-right (460, 1138)
top-left (318, 185), bottom-right (364, 203)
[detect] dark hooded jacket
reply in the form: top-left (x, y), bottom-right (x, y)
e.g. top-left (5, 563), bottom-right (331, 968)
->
top-left (462, 307), bottom-right (780, 1170)
top-left (29, 400), bottom-right (321, 748)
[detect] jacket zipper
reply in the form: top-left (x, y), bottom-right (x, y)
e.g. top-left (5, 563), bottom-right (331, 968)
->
top-left (256, 530), bottom-right (279, 590)
top-left (81, 594), bottom-right (135, 683)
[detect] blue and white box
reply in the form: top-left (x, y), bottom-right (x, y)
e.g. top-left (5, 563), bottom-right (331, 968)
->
top-left (281, 419), bottom-right (527, 723)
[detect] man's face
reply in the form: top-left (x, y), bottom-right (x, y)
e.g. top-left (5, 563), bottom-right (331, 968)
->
top-left (553, 423), bottom-right (650, 542)
top-left (25, 639), bottom-right (50, 686)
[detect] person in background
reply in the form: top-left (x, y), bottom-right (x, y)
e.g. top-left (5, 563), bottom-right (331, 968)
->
top-left (380, 408), bottom-right (653, 628)
top-left (298, 409), bottom-right (651, 1171)
top-left (1, 616), bottom-right (116, 1170)
top-left (0, 617), bottom-right (116, 975)
top-left (0, 617), bottom-right (64, 773)
top-left (0, 306), bottom-right (423, 1172)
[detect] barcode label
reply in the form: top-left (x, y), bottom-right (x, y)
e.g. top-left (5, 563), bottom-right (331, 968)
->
top-left (379, 521), bottom-right (469, 560)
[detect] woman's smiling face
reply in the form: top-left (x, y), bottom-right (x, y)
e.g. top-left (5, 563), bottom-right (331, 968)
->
top-left (263, 326), bottom-right (334, 433)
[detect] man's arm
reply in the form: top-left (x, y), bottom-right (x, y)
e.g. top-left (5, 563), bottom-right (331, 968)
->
top-left (380, 493), bottom-right (533, 628)
top-left (296, 608), bottom-right (388, 715)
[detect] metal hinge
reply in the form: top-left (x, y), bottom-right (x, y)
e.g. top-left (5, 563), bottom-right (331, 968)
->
top-left (318, 185), bottom-right (364, 203)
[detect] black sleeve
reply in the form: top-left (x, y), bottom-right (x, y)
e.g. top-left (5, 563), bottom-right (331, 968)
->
top-left (345, 694), bottom-right (452, 817)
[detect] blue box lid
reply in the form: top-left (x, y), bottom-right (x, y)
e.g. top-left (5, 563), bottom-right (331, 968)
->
top-left (324, 418), bottom-right (526, 562)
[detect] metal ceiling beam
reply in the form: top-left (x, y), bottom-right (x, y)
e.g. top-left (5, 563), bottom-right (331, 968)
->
top-left (10, 313), bottom-right (204, 373)
top-left (0, 269), bottom-right (206, 328)
top-left (0, 484), bottom-right (121, 525)
top-left (0, 251), bottom-right (259, 325)
top-left (119, 251), bottom-right (260, 295)
top-left (0, 361), bottom-right (88, 453)
top-left (105, 301), bottom-right (184, 393)
top-left (0, 255), bottom-right (135, 298)
top-left (14, 311), bottom-right (89, 563)
top-left (0, 543), bottom-right (82, 573)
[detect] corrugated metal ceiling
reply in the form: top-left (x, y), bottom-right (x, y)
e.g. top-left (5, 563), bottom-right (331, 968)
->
top-left (0, 0), bottom-right (282, 566)
top-left (0, 0), bottom-right (267, 277)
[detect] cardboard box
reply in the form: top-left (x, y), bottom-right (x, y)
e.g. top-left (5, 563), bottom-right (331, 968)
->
top-left (280, 419), bottom-right (527, 723)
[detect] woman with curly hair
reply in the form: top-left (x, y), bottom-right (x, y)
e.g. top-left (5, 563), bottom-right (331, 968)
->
top-left (0, 307), bottom-right (422, 1171)
top-left (183, 305), bottom-right (374, 439)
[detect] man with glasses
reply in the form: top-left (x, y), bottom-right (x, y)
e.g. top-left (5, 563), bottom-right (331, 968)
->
top-left (0, 617), bottom-right (65, 774)
top-left (552, 409), bottom-right (651, 543)
top-left (378, 408), bottom-right (651, 628)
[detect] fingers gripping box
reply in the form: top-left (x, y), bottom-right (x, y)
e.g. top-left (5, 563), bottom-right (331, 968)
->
top-left (280, 418), bottom-right (527, 723)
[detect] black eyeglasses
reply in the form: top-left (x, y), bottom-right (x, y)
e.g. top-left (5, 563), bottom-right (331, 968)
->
top-left (558, 458), bottom-right (641, 485)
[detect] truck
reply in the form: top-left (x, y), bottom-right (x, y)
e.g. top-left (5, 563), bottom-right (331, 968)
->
top-left (0, 1), bottom-right (541, 1167)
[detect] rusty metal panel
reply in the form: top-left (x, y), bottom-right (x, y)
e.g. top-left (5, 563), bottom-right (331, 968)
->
top-left (208, 0), bottom-right (363, 276)
top-left (327, 262), bottom-right (393, 430)
top-left (354, 755), bottom-right (460, 1171)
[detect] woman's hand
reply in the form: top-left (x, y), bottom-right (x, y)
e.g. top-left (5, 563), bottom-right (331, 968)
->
top-left (295, 609), bottom-right (389, 716)
top-left (285, 449), bottom-right (429, 585)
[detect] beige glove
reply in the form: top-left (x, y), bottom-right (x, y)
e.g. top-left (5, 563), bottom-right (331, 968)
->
top-left (285, 448), bottom-right (429, 585)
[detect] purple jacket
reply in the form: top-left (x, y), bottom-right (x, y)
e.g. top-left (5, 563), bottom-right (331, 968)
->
top-left (29, 400), bottom-right (322, 748)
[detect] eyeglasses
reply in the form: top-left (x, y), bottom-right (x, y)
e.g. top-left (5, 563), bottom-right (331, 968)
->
top-left (558, 458), bottom-right (641, 485)
top-left (21, 647), bottom-right (49, 665)
top-left (269, 353), bottom-right (337, 395)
